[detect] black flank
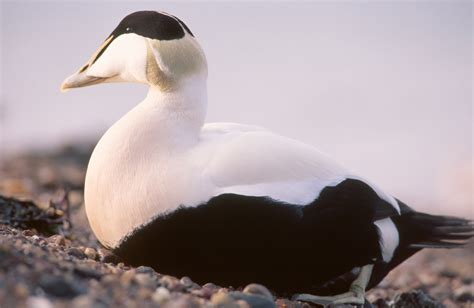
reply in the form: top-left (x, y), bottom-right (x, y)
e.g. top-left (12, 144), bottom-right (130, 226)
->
top-left (113, 179), bottom-right (473, 296)
top-left (114, 179), bottom-right (387, 296)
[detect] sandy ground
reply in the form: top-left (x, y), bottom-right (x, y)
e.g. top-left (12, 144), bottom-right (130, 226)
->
top-left (0, 145), bottom-right (472, 307)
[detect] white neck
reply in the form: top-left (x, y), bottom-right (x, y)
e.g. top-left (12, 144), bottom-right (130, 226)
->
top-left (85, 74), bottom-right (208, 247)
top-left (131, 75), bottom-right (208, 152)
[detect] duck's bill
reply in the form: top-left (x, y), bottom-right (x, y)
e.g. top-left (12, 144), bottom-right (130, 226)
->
top-left (61, 35), bottom-right (116, 92)
top-left (60, 72), bottom-right (108, 92)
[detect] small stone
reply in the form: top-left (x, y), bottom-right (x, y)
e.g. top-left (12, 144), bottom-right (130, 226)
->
top-left (68, 190), bottom-right (83, 206)
top-left (180, 276), bottom-right (200, 290)
top-left (14, 283), bottom-right (29, 298)
top-left (101, 274), bottom-right (116, 285)
top-left (120, 269), bottom-right (136, 286)
top-left (159, 275), bottom-right (185, 291)
top-left (203, 282), bottom-right (221, 290)
top-left (84, 247), bottom-right (97, 260)
top-left (21, 230), bottom-right (36, 237)
top-left (137, 288), bottom-right (153, 299)
top-left (162, 295), bottom-right (202, 308)
top-left (71, 295), bottom-right (94, 308)
top-left (152, 287), bottom-right (171, 304)
top-left (393, 290), bottom-right (444, 308)
top-left (39, 275), bottom-right (85, 298)
top-left (136, 266), bottom-right (156, 275)
top-left (26, 296), bottom-right (53, 308)
top-left (191, 287), bottom-right (216, 299)
top-left (275, 299), bottom-right (296, 307)
top-left (229, 291), bottom-right (276, 308)
top-left (73, 265), bottom-right (103, 280)
top-left (211, 291), bottom-right (234, 306)
top-left (37, 166), bottom-right (57, 187)
top-left (243, 283), bottom-right (273, 301)
top-left (372, 298), bottom-right (390, 308)
top-left (454, 285), bottom-right (474, 302)
top-left (440, 270), bottom-right (457, 278)
top-left (67, 247), bottom-right (86, 259)
top-left (236, 299), bottom-right (251, 308)
top-left (134, 273), bottom-right (156, 288)
top-left (98, 248), bottom-right (121, 264)
top-left (47, 234), bottom-right (66, 246)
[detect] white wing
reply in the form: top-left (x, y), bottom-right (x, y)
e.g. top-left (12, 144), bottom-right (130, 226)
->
top-left (196, 122), bottom-right (400, 211)
top-left (197, 123), bottom-right (350, 205)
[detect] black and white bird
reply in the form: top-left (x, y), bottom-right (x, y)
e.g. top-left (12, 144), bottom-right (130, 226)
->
top-left (61, 11), bottom-right (473, 306)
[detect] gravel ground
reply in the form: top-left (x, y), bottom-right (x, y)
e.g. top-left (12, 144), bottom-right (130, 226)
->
top-left (0, 145), bottom-right (472, 307)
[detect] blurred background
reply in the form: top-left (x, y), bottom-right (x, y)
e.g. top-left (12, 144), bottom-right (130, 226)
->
top-left (0, 1), bottom-right (472, 216)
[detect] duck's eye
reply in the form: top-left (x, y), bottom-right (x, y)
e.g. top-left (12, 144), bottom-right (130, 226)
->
top-left (126, 27), bottom-right (132, 32)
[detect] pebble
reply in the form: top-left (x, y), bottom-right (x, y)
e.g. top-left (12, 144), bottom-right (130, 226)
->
top-left (83, 247), bottom-right (97, 260)
top-left (454, 285), bottom-right (473, 302)
top-left (160, 275), bottom-right (185, 292)
top-left (202, 282), bottom-right (221, 290)
top-left (180, 276), bottom-right (200, 290)
top-left (101, 274), bottom-right (117, 285)
top-left (38, 275), bottom-right (85, 298)
top-left (73, 265), bottom-right (103, 280)
top-left (98, 248), bottom-right (121, 264)
top-left (229, 291), bottom-right (276, 308)
top-left (14, 282), bottom-right (29, 298)
top-left (162, 295), bottom-right (203, 308)
top-left (66, 247), bottom-right (86, 259)
top-left (243, 283), bottom-right (273, 301)
top-left (47, 234), bottom-right (66, 246)
top-left (372, 298), bottom-right (390, 308)
top-left (152, 287), bottom-right (171, 304)
top-left (134, 273), bottom-right (156, 288)
top-left (393, 290), bottom-right (444, 308)
top-left (26, 296), bottom-right (53, 308)
top-left (22, 229), bottom-right (37, 237)
top-left (136, 266), bottom-right (156, 275)
top-left (211, 291), bottom-right (234, 306)
top-left (71, 295), bottom-right (94, 308)
top-left (120, 269), bottom-right (136, 286)
top-left (137, 288), bottom-right (153, 299)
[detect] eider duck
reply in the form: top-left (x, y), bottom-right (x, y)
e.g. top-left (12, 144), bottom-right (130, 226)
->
top-left (61, 11), bottom-right (473, 306)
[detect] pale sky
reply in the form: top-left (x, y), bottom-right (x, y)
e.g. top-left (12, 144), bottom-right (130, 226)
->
top-left (0, 1), bottom-right (472, 215)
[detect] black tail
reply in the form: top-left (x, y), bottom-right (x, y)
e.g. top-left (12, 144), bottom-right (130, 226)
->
top-left (369, 207), bottom-right (473, 290)
top-left (396, 211), bottom-right (473, 249)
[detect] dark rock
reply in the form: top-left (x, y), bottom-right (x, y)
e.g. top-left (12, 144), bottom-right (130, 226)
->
top-left (98, 248), bottom-right (121, 264)
top-left (136, 266), bottom-right (156, 275)
top-left (38, 275), bottom-right (86, 298)
top-left (372, 298), bottom-right (390, 308)
top-left (454, 285), bottom-right (473, 302)
top-left (67, 247), bottom-right (86, 259)
top-left (0, 195), bottom-right (68, 236)
top-left (439, 270), bottom-right (457, 279)
top-left (73, 265), bottom-right (103, 280)
top-left (393, 290), bottom-right (444, 308)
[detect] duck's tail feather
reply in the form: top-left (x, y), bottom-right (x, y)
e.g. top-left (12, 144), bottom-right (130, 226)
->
top-left (400, 212), bottom-right (473, 249)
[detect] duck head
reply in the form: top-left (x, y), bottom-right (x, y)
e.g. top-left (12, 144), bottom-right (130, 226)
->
top-left (61, 11), bottom-right (207, 92)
